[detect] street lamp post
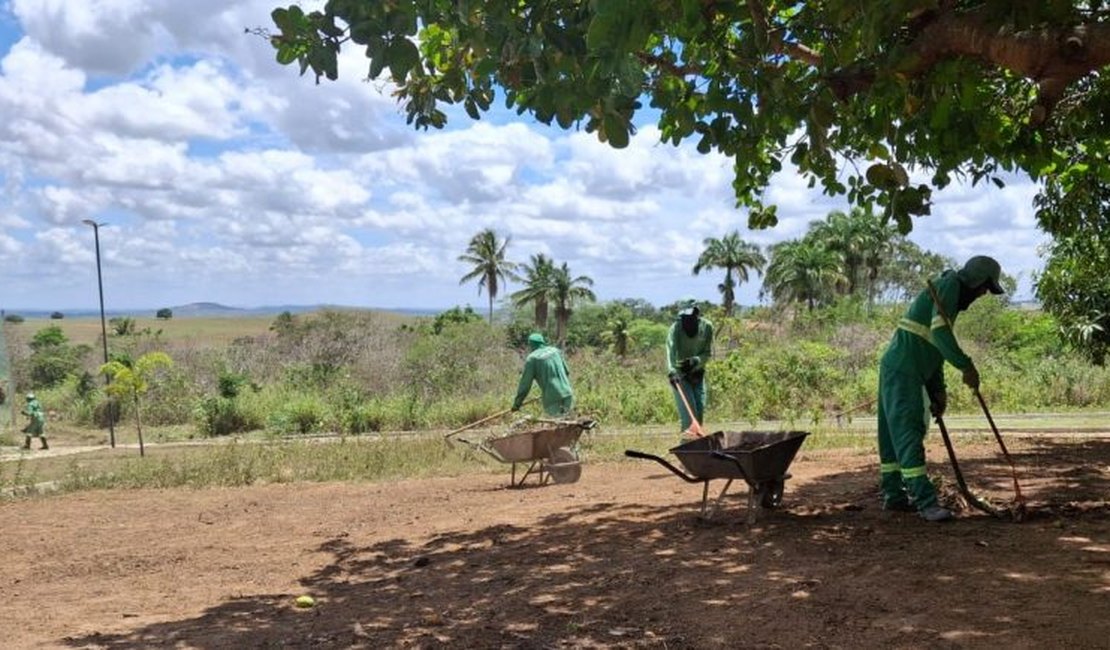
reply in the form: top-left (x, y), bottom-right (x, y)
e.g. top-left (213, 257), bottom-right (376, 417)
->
top-left (82, 219), bottom-right (116, 448)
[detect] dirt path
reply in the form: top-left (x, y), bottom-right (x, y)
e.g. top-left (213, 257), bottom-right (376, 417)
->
top-left (0, 436), bottom-right (1107, 649)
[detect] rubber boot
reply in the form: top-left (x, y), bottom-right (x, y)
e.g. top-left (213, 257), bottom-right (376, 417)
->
top-left (23, 436), bottom-right (31, 450)
top-left (40, 438), bottom-right (49, 450)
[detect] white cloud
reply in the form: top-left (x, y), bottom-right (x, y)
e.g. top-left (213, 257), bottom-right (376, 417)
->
top-left (0, 2), bottom-right (1050, 310)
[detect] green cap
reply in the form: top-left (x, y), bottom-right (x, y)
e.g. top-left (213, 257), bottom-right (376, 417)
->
top-left (957, 256), bottom-right (1004, 295)
top-left (527, 332), bottom-right (546, 347)
top-left (678, 296), bottom-right (698, 316)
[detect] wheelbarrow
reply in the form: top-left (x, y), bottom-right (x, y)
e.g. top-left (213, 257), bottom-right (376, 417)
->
top-left (626, 430), bottom-right (809, 522)
top-left (452, 416), bottom-right (597, 488)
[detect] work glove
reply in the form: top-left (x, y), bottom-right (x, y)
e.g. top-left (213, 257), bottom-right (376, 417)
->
top-left (678, 358), bottom-right (694, 373)
top-left (667, 370), bottom-right (681, 383)
top-left (928, 391), bottom-right (947, 418)
top-left (961, 364), bottom-right (980, 391)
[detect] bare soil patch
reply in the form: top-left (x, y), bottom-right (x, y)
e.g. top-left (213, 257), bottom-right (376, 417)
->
top-left (1, 435), bottom-right (1108, 649)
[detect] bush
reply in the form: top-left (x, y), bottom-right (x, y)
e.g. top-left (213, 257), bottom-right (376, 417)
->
top-left (50, 311), bottom-right (64, 320)
top-left (268, 395), bottom-right (328, 435)
top-left (194, 396), bottom-right (258, 436)
top-left (3, 314), bottom-right (23, 323)
top-left (341, 402), bottom-right (386, 434)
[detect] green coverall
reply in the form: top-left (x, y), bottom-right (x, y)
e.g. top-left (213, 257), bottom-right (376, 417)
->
top-left (22, 396), bottom-right (47, 449)
top-left (513, 341), bottom-right (574, 417)
top-left (666, 315), bottom-right (714, 432)
top-left (877, 270), bottom-right (973, 511)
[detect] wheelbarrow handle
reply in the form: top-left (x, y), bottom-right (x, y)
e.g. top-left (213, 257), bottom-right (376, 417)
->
top-left (710, 450), bottom-right (754, 485)
top-left (624, 450), bottom-right (703, 483)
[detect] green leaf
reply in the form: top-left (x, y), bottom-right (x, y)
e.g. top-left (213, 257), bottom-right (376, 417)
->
top-left (387, 38), bottom-right (420, 81)
top-left (604, 114), bottom-right (630, 148)
top-left (276, 45), bottom-right (299, 66)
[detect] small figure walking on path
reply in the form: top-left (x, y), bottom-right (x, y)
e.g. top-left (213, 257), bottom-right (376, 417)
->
top-left (21, 392), bottom-right (48, 450)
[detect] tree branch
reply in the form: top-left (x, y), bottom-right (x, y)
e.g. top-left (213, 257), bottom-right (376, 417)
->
top-left (745, 0), bottom-right (822, 67)
top-left (829, 7), bottom-right (1110, 121)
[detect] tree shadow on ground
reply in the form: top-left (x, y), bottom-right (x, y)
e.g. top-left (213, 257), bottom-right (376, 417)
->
top-left (65, 438), bottom-right (1110, 649)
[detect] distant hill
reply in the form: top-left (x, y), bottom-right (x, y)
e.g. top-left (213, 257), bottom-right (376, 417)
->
top-left (171, 302), bottom-right (246, 316)
top-left (3, 304), bottom-right (444, 320)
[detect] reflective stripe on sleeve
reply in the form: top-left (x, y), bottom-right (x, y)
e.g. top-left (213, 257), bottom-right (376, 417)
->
top-left (930, 315), bottom-right (948, 330)
top-left (880, 462), bottom-right (901, 474)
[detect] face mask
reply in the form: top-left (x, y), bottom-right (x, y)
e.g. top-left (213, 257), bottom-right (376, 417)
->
top-left (956, 282), bottom-right (985, 311)
top-left (681, 314), bottom-right (699, 337)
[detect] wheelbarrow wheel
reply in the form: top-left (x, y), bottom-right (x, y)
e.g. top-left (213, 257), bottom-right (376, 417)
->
top-left (546, 447), bottom-right (581, 484)
top-left (756, 479), bottom-right (785, 508)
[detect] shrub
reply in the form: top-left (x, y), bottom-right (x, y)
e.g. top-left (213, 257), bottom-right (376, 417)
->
top-left (341, 402), bottom-right (386, 434)
top-left (268, 396), bottom-right (328, 435)
top-left (195, 396), bottom-right (258, 436)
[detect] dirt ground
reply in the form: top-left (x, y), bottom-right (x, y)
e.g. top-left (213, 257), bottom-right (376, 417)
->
top-left (1, 434), bottom-right (1108, 649)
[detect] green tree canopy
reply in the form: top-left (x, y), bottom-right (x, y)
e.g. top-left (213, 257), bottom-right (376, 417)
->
top-left (1036, 232), bottom-right (1110, 365)
top-left (268, 1), bottom-right (1110, 237)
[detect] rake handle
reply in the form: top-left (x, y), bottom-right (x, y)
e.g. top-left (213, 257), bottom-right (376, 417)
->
top-left (444, 398), bottom-right (535, 440)
top-left (670, 376), bottom-right (705, 437)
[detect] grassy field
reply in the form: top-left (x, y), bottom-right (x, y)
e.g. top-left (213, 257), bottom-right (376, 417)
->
top-left (8, 309), bottom-right (418, 347)
top-left (11, 315), bottom-right (277, 346)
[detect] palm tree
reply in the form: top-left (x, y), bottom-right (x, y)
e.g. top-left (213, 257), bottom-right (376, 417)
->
top-left (809, 207), bottom-right (895, 305)
top-left (600, 304), bottom-right (633, 357)
top-left (100, 352), bottom-right (174, 458)
top-left (550, 262), bottom-right (596, 343)
top-left (458, 228), bottom-right (518, 324)
top-left (692, 232), bottom-right (767, 317)
top-left (510, 253), bottom-right (556, 330)
top-left (762, 239), bottom-right (846, 311)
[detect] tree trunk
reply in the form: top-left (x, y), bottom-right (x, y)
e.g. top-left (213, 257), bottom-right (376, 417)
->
top-left (135, 395), bottom-right (145, 457)
top-left (723, 269), bottom-right (735, 317)
top-left (487, 293), bottom-right (494, 325)
top-left (535, 299), bottom-right (548, 330)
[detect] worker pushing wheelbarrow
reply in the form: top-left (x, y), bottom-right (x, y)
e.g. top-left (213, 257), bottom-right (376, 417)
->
top-left (444, 331), bottom-right (595, 487)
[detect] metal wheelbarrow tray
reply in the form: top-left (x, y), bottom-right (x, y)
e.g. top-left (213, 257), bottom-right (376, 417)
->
top-left (626, 430), bottom-right (809, 522)
top-left (458, 417), bottom-right (596, 487)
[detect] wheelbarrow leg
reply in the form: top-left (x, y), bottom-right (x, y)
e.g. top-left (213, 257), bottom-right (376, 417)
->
top-left (698, 480), bottom-right (734, 520)
top-left (746, 486), bottom-right (761, 525)
top-left (511, 461), bottom-right (540, 488)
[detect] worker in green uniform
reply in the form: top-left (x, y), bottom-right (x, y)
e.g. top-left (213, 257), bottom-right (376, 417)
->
top-left (512, 333), bottom-right (574, 417)
top-left (878, 256), bottom-right (1004, 522)
top-left (667, 297), bottom-right (714, 436)
top-left (21, 392), bottom-right (48, 450)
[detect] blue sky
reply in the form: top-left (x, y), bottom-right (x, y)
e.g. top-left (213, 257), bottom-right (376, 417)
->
top-left (0, 1), bottom-right (1048, 312)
